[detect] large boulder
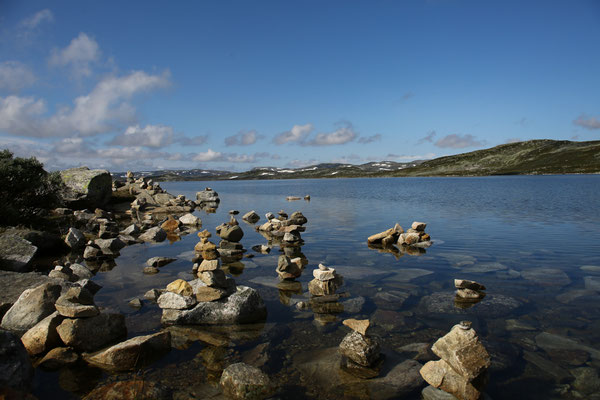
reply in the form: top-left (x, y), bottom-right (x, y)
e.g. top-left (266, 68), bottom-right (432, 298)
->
top-left (0, 271), bottom-right (53, 320)
top-left (85, 331), bottom-right (171, 371)
top-left (56, 313), bottom-right (127, 352)
top-left (1, 283), bottom-right (62, 332)
top-left (0, 234), bottom-right (38, 272)
top-left (0, 330), bottom-right (34, 391)
top-left (20, 311), bottom-right (64, 356)
top-left (60, 166), bottom-right (112, 208)
top-left (161, 286), bottom-right (267, 325)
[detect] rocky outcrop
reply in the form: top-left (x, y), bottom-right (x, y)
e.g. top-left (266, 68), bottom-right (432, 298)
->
top-left (220, 362), bottom-right (274, 400)
top-left (0, 234), bottom-right (38, 272)
top-left (161, 285), bottom-right (267, 325)
top-left (60, 166), bottom-right (112, 208)
top-left (0, 330), bottom-right (34, 391)
top-left (420, 322), bottom-right (491, 400)
top-left (84, 331), bottom-right (171, 371)
top-left (1, 282), bottom-right (62, 332)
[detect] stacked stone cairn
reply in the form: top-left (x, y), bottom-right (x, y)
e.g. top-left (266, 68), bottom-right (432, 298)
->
top-left (306, 264), bottom-right (345, 325)
top-left (420, 321), bottom-right (491, 400)
top-left (216, 215), bottom-right (246, 263)
top-left (339, 319), bottom-right (383, 378)
top-left (196, 188), bottom-right (220, 212)
top-left (454, 279), bottom-right (486, 308)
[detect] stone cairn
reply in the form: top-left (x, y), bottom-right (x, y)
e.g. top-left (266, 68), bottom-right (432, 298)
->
top-left (339, 319), bottom-right (383, 378)
top-left (454, 279), bottom-right (486, 309)
top-left (420, 321), bottom-right (491, 400)
top-left (196, 187), bottom-right (220, 213)
top-left (256, 210), bottom-right (307, 247)
top-left (215, 213), bottom-right (246, 264)
top-left (367, 221), bottom-right (432, 257)
top-left (305, 264), bottom-right (345, 326)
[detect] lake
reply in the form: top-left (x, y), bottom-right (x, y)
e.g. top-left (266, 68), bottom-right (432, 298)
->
top-left (34, 175), bottom-right (600, 399)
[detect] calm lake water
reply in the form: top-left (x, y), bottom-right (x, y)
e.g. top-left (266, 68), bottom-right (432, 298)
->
top-left (34, 175), bottom-right (600, 399)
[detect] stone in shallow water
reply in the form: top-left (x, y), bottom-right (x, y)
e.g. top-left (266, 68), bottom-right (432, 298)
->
top-left (220, 362), bottom-right (274, 400)
top-left (161, 286), bottom-right (267, 325)
top-left (339, 331), bottom-right (381, 367)
top-left (581, 265), bottom-right (600, 274)
top-left (584, 276), bottom-right (600, 292)
top-left (454, 279), bottom-right (486, 291)
top-left (521, 268), bottom-right (571, 286)
top-left (535, 332), bottom-right (600, 359)
top-left (418, 291), bottom-right (521, 318)
top-left (389, 268), bottom-right (434, 282)
top-left (459, 262), bottom-right (507, 273)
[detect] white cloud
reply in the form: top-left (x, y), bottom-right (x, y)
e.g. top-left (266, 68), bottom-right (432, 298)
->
top-left (306, 123), bottom-right (357, 146)
top-left (0, 95), bottom-right (46, 135)
top-left (0, 61), bottom-right (36, 92)
top-left (110, 124), bottom-right (175, 148)
top-left (21, 9), bottom-right (54, 30)
top-left (49, 33), bottom-right (101, 78)
top-left (386, 152), bottom-right (436, 161)
top-left (193, 149), bottom-right (223, 162)
top-left (573, 114), bottom-right (600, 130)
top-left (179, 135), bottom-right (208, 146)
top-left (273, 124), bottom-right (313, 145)
top-left (434, 134), bottom-right (485, 149)
top-left (225, 130), bottom-right (261, 146)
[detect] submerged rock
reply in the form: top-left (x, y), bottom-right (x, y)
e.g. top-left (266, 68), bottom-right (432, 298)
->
top-left (220, 362), bottom-right (274, 400)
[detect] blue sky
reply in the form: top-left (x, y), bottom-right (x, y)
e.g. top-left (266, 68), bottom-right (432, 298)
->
top-left (1, 0), bottom-right (599, 171)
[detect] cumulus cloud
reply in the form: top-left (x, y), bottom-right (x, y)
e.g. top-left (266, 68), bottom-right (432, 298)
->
top-left (434, 134), bottom-right (485, 149)
top-left (273, 124), bottom-right (313, 145)
top-left (49, 33), bottom-right (101, 78)
top-left (573, 114), bottom-right (600, 130)
top-left (0, 70), bottom-right (170, 138)
top-left (357, 133), bottom-right (381, 144)
top-left (21, 9), bottom-right (54, 30)
top-left (305, 122), bottom-right (357, 146)
top-left (0, 61), bottom-right (36, 92)
top-left (193, 149), bottom-right (223, 162)
top-left (225, 130), bottom-right (261, 146)
top-left (417, 130), bottom-right (436, 144)
top-left (109, 124), bottom-right (175, 148)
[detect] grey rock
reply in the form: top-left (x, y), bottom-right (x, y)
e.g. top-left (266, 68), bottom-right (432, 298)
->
top-left (242, 210), bottom-right (260, 223)
top-left (216, 223), bottom-right (244, 242)
top-left (0, 330), bottom-right (34, 390)
top-left (128, 298), bottom-right (143, 308)
top-left (0, 271), bottom-right (53, 320)
top-left (65, 227), bottom-right (86, 249)
top-left (120, 224), bottom-right (141, 236)
top-left (196, 188), bottom-right (220, 203)
top-left (144, 288), bottom-right (164, 301)
top-left (0, 234), bottom-right (38, 272)
top-left (157, 292), bottom-right (197, 310)
top-left (339, 331), bottom-right (381, 367)
top-left (139, 227), bottom-right (167, 242)
top-left (95, 237), bottom-right (126, 253)
top-left (146, 256), bottom-right (176, 268)
top-left (60, 166), bottom-right (112, 207)
top-left (162, 286), bottom-right (267, 325)
top-left (1, 282), bottom-right (62, 332)
top-left (83, 245), bottom-right (101, 260)
top-left (85, 331), bottom-right (171, 371)
top-left (69, 263), bottom-right (93, 280)
top-left (179, 213), bottom-right (201, 226)
top-left (56, 313), bottom-right (127, 352)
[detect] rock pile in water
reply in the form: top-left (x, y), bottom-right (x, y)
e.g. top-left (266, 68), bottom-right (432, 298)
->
top-left (304, 264), bottom-right (345, 326)
top-left (367, 221), bottom-right (432, 257)
top-left (196, 187), bottom-right (220, 205)
top-left (216, 216), bottom-right (246, 263)
top-left (308, 264), bottom-right (343, 296)
top-left (257, 210), bottom-right (307, 247)
top-left (454, 279), bottom-right (486, 308)
top-left (339, 319), bottom-right (384, 378)
top-left (420, 321), bottom-right (491, 400)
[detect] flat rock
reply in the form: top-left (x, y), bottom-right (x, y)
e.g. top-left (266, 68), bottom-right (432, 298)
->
top-left (521, 268), bottom-right (571, 286)
top-left (342, 318), bottom-right (370, 336)
top-left (459, 262), bottom-right (507, 274)
top-left (0, 234), bottom-right (38, 272)
top-left (535, 332), bottom-right (600, 359)
top-left (85, 331), bottom-right (171, 371)
top-left (147, 257), bottom-right (176, 268)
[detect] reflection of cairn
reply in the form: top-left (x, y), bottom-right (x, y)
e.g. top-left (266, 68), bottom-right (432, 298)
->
top-left (454, 279), bottom-right (486, 309)
top-left (339, 319), bottom-right (383, 378)
top-left (216, 216), bottom-right (245, 263)
top-left (257, 210), bottom-right (307, 246)
top-left (420, 321), bottom-right (491, 400)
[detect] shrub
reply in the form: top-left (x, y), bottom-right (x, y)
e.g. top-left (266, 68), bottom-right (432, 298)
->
top-left (0, 149), bottom-right (63, 226)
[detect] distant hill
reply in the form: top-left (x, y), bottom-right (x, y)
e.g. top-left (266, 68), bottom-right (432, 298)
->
top-left (112, 140), bottom-right (600, 181)
top-left (390, 139), bottom-right (600, 177)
